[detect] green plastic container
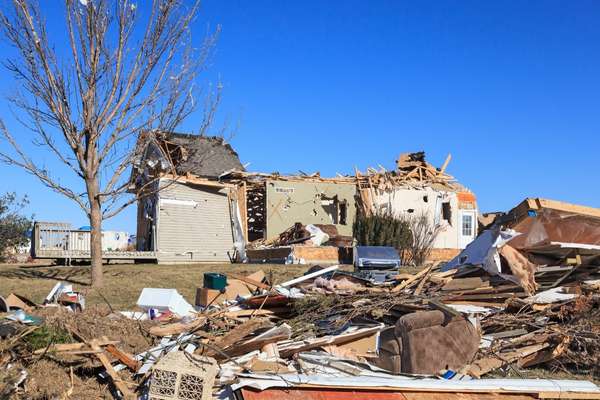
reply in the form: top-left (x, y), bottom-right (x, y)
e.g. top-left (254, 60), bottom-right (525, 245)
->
top-left (204, 273), bottom-right (227, 290)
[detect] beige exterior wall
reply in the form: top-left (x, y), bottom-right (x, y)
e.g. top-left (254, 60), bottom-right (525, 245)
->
top-left (372, 186), bottom-right (477, 249)
top-left (156, 179), bottom-right (234, 263)
top-left (265, 180), bottom-right (357, 238)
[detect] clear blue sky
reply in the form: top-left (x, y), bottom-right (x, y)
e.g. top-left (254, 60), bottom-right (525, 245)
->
top-left (1, 1), bottom-right (600, 232)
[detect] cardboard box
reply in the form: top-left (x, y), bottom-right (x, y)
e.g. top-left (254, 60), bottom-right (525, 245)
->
top-left (195, 282), bottom-right (249, 306)
top-left (195, 283), bottom-right (246, 307)
top-left (195, 270), bottom-right (268, 307)
top-left (195, 288), bottom-right (225, 307)
top-left (5, 293), bottom-right (37, 312)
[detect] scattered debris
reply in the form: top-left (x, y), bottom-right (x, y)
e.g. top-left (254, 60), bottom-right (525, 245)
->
top-left (3, 197), bottom-right (600, 399)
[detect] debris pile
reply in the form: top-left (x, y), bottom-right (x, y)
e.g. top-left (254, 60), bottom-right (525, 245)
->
top-left (355, 151), bottom-right (459, 192)
top-left (246, 223), bottom-right (353, 265)
top-left (1, 254), bottom-right (600, 399)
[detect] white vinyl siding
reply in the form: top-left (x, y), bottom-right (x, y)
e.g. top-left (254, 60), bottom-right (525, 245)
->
top-left (156, 180), bottom-right (234, 263)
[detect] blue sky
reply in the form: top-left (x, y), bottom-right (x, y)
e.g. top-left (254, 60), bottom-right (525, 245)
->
top-left (1, 1), bottom-right (600, 232)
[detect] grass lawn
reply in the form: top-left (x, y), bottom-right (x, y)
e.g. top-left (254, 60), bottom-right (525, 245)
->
top-left (0, 262), bottom-right (351, 310)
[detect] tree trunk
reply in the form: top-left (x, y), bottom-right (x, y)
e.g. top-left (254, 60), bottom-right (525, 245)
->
top-left (87, 177), bottom-right (104, 287)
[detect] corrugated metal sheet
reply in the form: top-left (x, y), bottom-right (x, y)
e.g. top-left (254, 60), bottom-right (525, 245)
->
top-left (157, 180), bottom-right (234, 263)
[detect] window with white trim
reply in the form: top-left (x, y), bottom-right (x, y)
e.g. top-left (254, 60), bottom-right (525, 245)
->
top-left (462, 214), bottom-right (473, 236)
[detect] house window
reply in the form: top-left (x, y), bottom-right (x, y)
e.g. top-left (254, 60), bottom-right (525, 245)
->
top-left (339, 201), bottom-right (348, 225)
top-left (320, 195), bottom-right (348, 225)
top-left (462, 214), bottom-right (473, 236)
top-left (442, 202), bottom-right (452, 225)
top-left (320, 199), bottom-right (337, 224)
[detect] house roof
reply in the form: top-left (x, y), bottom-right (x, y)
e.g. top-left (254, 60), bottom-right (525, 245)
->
top-left (153, 131), bottom-right (244, 178)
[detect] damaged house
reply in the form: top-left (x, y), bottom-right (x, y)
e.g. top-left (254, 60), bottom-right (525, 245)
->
top-left (356, 152), bottom-right (478, 262)
top-left (131, 132), bottom-right (478, 264)
top-left (130, 131), bottom-right (245, 263)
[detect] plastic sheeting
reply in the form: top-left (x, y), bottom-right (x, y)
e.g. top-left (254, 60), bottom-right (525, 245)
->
top-left (442, 227), bottom-right (519, 275)
top-left (525, 287), bottom-right (579, 304)
top-left (442, 228), bottom-right (540, 293)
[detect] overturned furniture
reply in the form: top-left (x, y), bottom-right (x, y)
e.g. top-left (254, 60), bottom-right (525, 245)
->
top-left (375, 310), bottom-right (480, 374)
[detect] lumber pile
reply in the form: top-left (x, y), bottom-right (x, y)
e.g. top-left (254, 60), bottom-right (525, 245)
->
top-left (355, 151), bottom-right (460, 194)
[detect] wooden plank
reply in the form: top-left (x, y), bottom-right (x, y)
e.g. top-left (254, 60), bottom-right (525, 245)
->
top-left (487, 329), bottom-right (528, 340)
top-left (105, 345), bottom-right (141, 372)
top-left (223, 309), bottom-right (276, 318)
top-left (227, 273), bottom-right (270, 290)
top-left (535, 198), bottom-right (600, 219)
top-left (442, 277), bottom-right (490, 292)
top-left (549, 263), bottom-right (580, 289)
top-left (442, 300), bottom-right (508, 307)
top-left (219, 334), bottom-right (290, 359)
top-left (426, 299), bottom-right (462, 318)
top-left (538, 392), bottom-right (600, 399)
top-left (238, 386), bottom-right (554, 399)
top-left (161, 173), bottom-right (235, 188)
top-left (517, 336), bottom-right (570, 369)
top-left (443, 292), bottom-right (527, 301)
top-left (33, 339), bottom-right (120, 354)
top-left (439, 153), bottom-right (452, 175)
top-left (391, 266), bottom-right (431, 293)
top-left (89, 339), bottom-right (135, 399)
top-left (466, 343), bottom-right (549, 378)
top-left (413, 268), bottom-right (432, 295)
top-left (203, 319), bottom-right (273, 357)
top-left (278, 327), bottom-right (382, 358)
top-left (536, 265), bottom-right (573, 273)
top-left (292, 246), bottom-right (342, 263)
top-left (148, 316), bottom-right (207, 337)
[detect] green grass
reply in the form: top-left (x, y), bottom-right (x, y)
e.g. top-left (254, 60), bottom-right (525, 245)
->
top-left (0, 262), bottom-right (352, 310)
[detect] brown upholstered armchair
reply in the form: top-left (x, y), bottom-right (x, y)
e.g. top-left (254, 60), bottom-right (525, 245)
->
top-left (375, 310), bottom-right (480, 374)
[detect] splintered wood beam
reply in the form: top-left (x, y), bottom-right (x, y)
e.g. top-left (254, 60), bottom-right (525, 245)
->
top-left (89, 339), bottom-right (135, 399)
top-left (105, 345), bottom-right (141, 372)
top-left (439, 153), bottom-right (452, 175)
top-left (391, 265), bottom-right (432, 293)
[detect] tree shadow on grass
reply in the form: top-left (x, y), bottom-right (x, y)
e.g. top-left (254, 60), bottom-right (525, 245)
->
top-left (0, 266), bottom-right (91, 286)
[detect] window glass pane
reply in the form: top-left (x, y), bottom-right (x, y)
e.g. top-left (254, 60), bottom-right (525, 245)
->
top-left (462, 214), bottom-right (472, 236)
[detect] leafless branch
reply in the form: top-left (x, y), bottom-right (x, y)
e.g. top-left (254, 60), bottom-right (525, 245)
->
top-left (0, 0), bottom-right (220, 286)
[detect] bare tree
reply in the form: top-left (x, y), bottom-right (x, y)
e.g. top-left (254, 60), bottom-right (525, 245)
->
top-left (405, 212), bottom-right (444, 266)
top-left (0, 0), bottom-right (219, 286)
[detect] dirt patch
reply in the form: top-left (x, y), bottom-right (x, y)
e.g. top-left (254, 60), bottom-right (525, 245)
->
top-left (23, 359), bottom-right (111, 400)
